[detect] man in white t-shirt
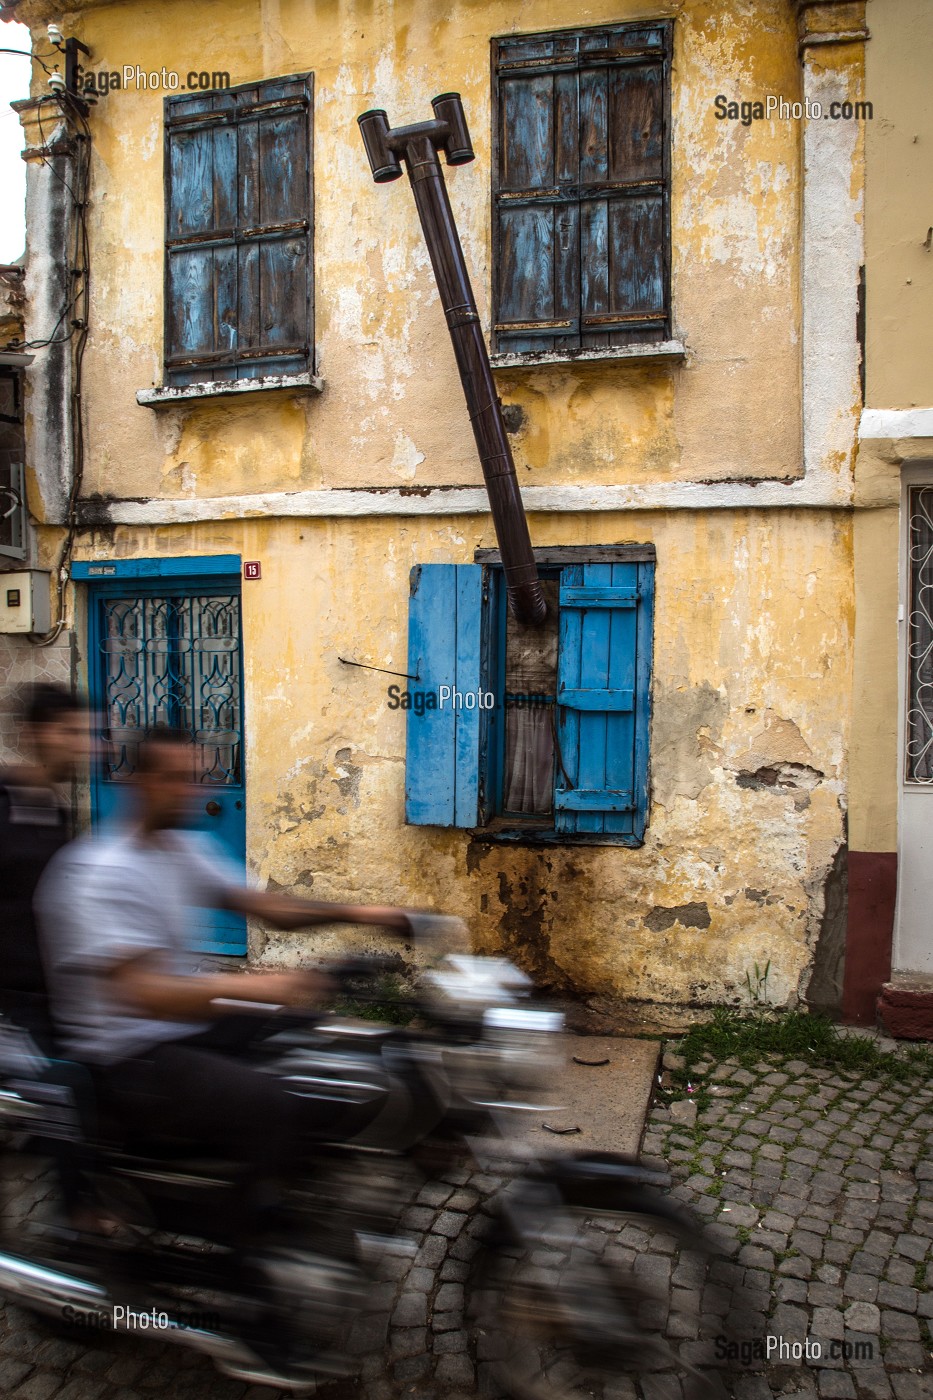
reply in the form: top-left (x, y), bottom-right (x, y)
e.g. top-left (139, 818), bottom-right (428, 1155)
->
top-left (37, 726), bottom-right (415, 1197)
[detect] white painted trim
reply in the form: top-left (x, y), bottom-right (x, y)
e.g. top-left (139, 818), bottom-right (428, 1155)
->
top-left (489, 340), bottom-right (687, 371)
top-left (859, 409), bottom-right (933, 440)
top-left (137, 371), bottom-right (324, 407)
top-left (93, 473), bottom-right (851, 526)
top-left (800, 62), bottom-right (864, 485)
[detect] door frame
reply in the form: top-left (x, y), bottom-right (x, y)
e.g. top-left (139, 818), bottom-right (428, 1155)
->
top-left (73, 554), bottom-right (247, 955)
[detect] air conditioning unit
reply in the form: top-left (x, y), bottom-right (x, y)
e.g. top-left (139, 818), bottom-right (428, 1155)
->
top-left (0, 571), bottom-right (51, 634)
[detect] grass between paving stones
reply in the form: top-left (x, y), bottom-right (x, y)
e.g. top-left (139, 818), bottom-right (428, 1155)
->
top-left (665, 1007), bottom-right (933, 1087)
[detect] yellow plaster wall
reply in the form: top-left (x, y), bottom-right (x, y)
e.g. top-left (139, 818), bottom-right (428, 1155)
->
top-left (25, 0), bottom-right (804, 501)
top-left (74, 507), bottom-right (852, 1016)
top-left (864, 0), bottom-right (933, 410)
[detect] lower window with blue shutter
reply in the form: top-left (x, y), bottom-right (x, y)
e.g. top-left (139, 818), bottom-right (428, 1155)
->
top-left (403, 552), bottom-right (654, 844)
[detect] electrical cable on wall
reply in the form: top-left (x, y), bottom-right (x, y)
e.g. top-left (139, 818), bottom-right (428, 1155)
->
top-left (6, 82), bottom-right (93, 646)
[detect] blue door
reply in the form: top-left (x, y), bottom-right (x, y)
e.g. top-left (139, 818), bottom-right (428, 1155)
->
top-left (78, 557), bottom-right (247, 955)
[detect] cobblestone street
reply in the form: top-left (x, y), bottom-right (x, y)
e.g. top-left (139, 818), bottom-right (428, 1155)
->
top-left (644, 1046), bottom-right (933, 1400)
top-left (1, 1042), bottom-right (931, 1400)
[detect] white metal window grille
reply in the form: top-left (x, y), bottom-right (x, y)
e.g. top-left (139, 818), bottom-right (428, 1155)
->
top-left (906, 485), bottom-right (933, 783)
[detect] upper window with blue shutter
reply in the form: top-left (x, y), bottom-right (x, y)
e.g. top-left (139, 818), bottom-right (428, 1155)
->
top-left (164, 74), bottom-right (313, 386)
top-left (492, 23), bottom-right (671, 357)
top-left (403, 548), bottom-right (654, 844)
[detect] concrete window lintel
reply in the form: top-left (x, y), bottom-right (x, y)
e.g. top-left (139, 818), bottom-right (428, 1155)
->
top-left (136, 371), bottom-right (324, 408)
top-left (489, 340), bottom-right (687, 372)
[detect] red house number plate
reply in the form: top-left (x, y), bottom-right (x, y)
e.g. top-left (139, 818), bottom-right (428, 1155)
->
top-left (243, 562), bottom-right (261, 580)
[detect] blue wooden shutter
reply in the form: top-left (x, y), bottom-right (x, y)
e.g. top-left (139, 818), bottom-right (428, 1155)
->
top-left (165, 75), bottom-right (312, 385)
top-left (494, 30), bottom-right (581, 355)
top-left (165, 93), bottom-right (237, 384)
top-left (556, 561), bottom-right (654, 838)
top-left (493, 24), bottom-right (670, 356)
top-left (578, 32), bottom-right (667, 349)
top-left (405, 565), bottom-right (486, 827)
top-left (234, 77), bottom-right (313, 381)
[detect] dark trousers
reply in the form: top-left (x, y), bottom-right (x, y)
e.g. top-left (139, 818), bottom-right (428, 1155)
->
top-left (97, 1017), bottom-right (330, 1183)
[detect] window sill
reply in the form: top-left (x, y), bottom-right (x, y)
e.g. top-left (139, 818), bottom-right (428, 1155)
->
top-left (136, 370), bottom-right (324, 408)
top-left (489, 340), bottom-right (686, 372)
top-left (470, 827), bottom-right (644, 849)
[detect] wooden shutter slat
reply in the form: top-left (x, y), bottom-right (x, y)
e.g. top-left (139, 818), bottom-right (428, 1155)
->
top-left (212, 122), bottom-right (238, 236)
top-left (213, 244), bottom-right (238, 377)
top-left (258, 111), bottom-right (309, 225)
top-left (579, 68), bottom-right (609, 187)
top-left (237, 242), bottom-right (261, 353)
top-left (560, 585), bottom-right (639, 607)
top-left (609, 62), bottom-right (664, 183)
top-left (500, 74), bottom-right (555, 191)
top-left (238, 115), bottom-right (260, 233)
top-left (555, 69), bottom-right (578, 184)
top-left (168, 128), bottom-right (214, 236)
top-left (166, 247), bottom-right (215, 359)
top-left (555, 789), bottom-right (634, 812)
top-left (498, 206), bottom-right (557, 326)
top-left (558, 688), bottom-right (634, 711)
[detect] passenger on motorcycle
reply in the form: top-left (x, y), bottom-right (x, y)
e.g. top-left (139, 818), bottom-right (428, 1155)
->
top-left (0, 683), bottom-right (88, 1049)
top-left (35, 725), bottom-right (414, 1226)
top-left (0, 684), bottom-right (99, 1230)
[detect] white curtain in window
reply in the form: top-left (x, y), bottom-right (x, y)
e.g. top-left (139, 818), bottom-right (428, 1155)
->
top-left (503, 706), bottom-right (554, 813)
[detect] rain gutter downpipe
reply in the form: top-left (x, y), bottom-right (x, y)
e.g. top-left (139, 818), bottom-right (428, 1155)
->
top-left (358, 95), bottom-right (547, 626)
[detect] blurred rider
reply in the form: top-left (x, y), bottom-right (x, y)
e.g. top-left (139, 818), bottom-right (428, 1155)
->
top-left (0, 684), bottom-right (88, 1049)
top-left (36, 725), bottom-right (414, 1214)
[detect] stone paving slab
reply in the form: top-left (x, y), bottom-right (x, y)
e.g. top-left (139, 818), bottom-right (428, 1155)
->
top-left (513, 1034), bottom-right (660, 1156)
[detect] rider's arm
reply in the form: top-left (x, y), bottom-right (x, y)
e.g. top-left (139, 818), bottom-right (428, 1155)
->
top-left (108, 951), bottom-right (327, 1021)
top-left (224, 888), bottom-right (412, 932)
top-left (179, 835), bottom-right (413, 933)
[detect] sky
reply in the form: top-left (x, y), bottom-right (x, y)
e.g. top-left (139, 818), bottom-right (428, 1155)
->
top-left (0, 22), bottom-right (30, 264)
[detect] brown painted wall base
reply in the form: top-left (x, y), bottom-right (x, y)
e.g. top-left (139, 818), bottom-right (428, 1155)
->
top-left (842, 851), bottom-right (897, 1025)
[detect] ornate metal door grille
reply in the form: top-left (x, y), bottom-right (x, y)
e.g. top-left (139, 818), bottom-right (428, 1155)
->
top-left (100, 591), bottom-right (242, 785)
top-left (907, 485), bottom-right (933, 784)
top-left (0, 367), bottom-right (26, 561)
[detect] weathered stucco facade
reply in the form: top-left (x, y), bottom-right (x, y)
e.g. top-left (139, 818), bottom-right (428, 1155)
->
top-left (4, 0), bottom-right (871, 1026)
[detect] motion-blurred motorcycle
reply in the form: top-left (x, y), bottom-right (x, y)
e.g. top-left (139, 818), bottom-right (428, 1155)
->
top-left (0, 916), bottom-right (721, 1398)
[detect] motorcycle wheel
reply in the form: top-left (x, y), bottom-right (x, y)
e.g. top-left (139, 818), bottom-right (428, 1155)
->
top-left (468, 1187), bottom-right (730, 1400)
